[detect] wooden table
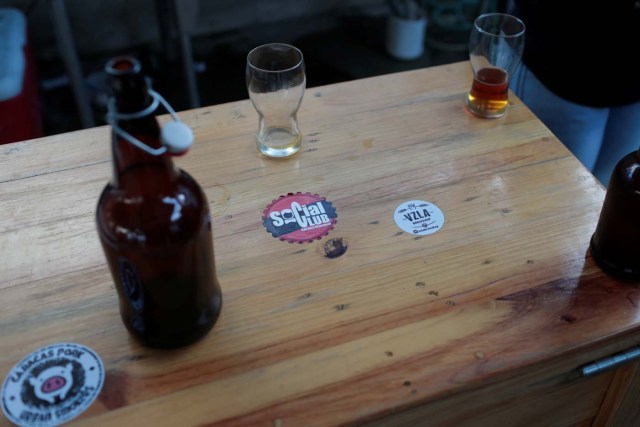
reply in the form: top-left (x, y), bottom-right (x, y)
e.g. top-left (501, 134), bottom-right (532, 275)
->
top-left (2, 61), bottom-right (639, 426)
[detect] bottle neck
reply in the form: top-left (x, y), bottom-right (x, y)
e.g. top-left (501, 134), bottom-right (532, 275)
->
top-left (111, 118), bottom-right (178, 190)
top-left (109, 86), bottom-right (178, 189)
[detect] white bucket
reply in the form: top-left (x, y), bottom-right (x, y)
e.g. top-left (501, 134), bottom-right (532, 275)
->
top-left (385, 15), bottom-right (427, 61)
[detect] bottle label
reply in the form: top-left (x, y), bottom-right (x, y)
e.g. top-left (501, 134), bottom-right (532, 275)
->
top-left (119, 258), bottom-right (144, 313)
top-left (394, 200), bottom-right (445, 235)
top-left (1, 343), bottom-right (105, 427)
top-left (263, 193), bottom-right (337, 243)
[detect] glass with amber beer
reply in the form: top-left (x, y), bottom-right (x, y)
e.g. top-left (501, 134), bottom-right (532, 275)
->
top-left (465, 13), bottom-right (525, 118)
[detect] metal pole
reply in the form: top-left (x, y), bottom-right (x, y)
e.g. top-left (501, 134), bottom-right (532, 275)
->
top-left (173, 0), bottom-right (200, 108)
top-left (50, 0), bottom-right (95, 128)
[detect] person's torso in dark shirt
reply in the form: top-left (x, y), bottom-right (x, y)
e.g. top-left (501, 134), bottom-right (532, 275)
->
top-left (514, 0), bottom-right (640, 107)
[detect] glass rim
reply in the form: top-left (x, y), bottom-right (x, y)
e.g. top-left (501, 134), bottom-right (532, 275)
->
top-left (105, 56), bottom-right (142, 75)
top-left (247, 43), bottom-right (304, 73)
top-left (474, 13), bottom-right (525, 38)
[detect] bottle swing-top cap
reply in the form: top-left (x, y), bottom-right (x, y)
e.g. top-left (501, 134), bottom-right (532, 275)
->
top-left (106, 56), bottom-right (195, 156)
top-left (161, 120), bottom-right (194, 156)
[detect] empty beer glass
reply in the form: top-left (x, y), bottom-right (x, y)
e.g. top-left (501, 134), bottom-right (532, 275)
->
top-left (465, 13), bottom-right (525, 118)
top-left (246, 43), bottom-right (306, 158)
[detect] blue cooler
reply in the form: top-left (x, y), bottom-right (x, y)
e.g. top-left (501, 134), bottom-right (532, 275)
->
top-left (0, 8), bottom-right (42, 144)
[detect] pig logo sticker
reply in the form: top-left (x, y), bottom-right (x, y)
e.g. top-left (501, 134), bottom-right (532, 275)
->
top-left (1, 343), bottom-right (104, 427)
top-left (28, 363), bottom-right (74, 404)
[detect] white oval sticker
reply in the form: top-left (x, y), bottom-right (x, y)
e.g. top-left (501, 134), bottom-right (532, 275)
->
top-left (394, 200), bottom-right (445, 235)
top-left (1, 343), bottom-right (105, 427)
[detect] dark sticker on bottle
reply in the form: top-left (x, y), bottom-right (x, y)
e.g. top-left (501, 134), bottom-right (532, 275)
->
top-left (1, 343), bottom-right (105, 427)
top-left (119, 258), bottom-right (144, 313)
top-left (263, 193), bottom-right (337, 243)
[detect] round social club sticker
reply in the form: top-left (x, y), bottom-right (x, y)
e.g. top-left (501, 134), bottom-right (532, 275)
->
top-left (394, 200), bottom-right (445, 235)
top-left (263, 193), bottom-right (337, 243)
top-left (1, 343), bottom-right (105, 427)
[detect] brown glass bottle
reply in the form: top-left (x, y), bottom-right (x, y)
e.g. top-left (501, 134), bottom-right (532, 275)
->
top-left (590, 149), bottom-right (640, 280)
top-left (96, 57), bottom-right (222, 348)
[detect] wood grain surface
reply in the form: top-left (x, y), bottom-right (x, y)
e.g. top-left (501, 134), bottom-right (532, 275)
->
top-left (1, 61), bottom-right (638, 426)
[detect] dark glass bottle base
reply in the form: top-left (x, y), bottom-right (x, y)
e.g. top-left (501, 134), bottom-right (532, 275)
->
top-left (123, 294), bottom-right (222, 349)
top-left (590, 236), bottom-right (640, 281)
